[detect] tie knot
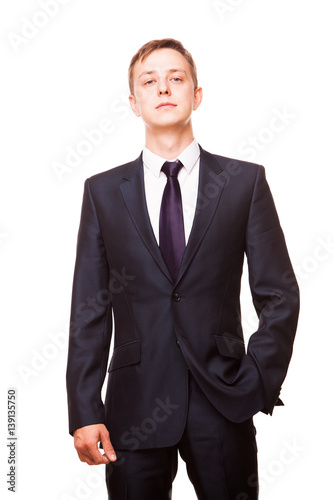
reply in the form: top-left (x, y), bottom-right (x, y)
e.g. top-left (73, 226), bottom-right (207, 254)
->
top-left (161, 160), bottom-right (183, 178)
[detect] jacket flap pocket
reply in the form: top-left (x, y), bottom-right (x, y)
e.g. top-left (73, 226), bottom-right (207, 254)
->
top-left (214, 335), bottom-right (245, 359)
top-left (108, 340), bottom-right (140, 372)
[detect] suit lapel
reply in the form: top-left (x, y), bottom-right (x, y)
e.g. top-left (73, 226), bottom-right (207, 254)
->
top-left (119, 147), bottom-right (227, 286)
top-left (119, 153), bottom-right (173, 282)
top-left (175, 146), bottom-right (227, 285)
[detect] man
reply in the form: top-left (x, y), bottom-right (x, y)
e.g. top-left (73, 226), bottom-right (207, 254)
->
top-left (66, 38), bottom-right (300, 499)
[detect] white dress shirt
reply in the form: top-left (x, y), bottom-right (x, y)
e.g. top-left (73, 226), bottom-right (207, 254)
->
top-left (142, 139), bottom-right (200, 245)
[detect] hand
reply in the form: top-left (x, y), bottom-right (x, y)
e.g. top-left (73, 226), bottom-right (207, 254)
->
top-left (73, 423), bottom-right (117, 465)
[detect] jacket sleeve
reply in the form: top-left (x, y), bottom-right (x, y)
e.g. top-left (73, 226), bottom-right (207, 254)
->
top-left (245, 165), bottom-right (300, 414)
top-left (66, 178), bottom-right (112, 435)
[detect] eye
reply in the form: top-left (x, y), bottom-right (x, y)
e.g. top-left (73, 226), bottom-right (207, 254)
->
top-left (172, 77), bottom-right (182, 82)
top-left (144, 80), bottom-right (155, 86)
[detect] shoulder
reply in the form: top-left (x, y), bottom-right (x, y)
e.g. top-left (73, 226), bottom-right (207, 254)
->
top-left (84, 153), bottom-right (143, 190)
top-left (201, 145), bottom-right (264, 176)
top-left (199, 146), bottom-right (267, 192)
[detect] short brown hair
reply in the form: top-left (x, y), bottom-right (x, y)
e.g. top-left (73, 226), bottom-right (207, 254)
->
top-left (128, 38), bottom-right (198, 95)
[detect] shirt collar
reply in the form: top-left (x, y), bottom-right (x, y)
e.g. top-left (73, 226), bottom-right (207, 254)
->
top-left (143, 139), bottom-right (200, 178)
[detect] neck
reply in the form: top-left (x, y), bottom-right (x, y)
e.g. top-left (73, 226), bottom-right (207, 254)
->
top-left (145, 123), bottom-right (194, 159)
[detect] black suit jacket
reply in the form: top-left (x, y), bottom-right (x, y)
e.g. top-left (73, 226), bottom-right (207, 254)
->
top-left (66, 146), bottom-right (299, 449)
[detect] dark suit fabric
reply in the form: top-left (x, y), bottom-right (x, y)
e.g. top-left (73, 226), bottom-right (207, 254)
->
top-left (66, 146), bottom-right (299, 452)
top-left (105, 372), bottom-right (258, 500)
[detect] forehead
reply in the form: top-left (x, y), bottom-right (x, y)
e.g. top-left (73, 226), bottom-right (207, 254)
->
top-left (134, 48), bottom-right (190, 78)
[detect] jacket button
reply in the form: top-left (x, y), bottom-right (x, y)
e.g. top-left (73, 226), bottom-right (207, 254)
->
top-left (176, 339), bottom-right (180, 346)
top-left (172, 292), bottom-right (181, 302)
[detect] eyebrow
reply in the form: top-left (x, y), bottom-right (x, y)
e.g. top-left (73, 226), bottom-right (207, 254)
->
top-left (138, 68), bottom-right (187, 79)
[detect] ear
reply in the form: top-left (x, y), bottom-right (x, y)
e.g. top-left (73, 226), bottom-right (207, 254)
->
top-left (129, 94), bottom-right (141, 117)
top-left (193, 87), bottom-right (203, 111)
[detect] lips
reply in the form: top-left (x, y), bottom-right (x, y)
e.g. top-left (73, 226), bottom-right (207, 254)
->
top-left (156, 102), bottom-right (177, 109)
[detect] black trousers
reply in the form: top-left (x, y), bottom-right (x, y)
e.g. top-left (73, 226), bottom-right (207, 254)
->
top-left (105, 372), bottom-right (258, 500)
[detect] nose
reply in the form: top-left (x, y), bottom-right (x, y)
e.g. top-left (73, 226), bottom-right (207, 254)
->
top-left (158, 79), bottom-right (170, 95)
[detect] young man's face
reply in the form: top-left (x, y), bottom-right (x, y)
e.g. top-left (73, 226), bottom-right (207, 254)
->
top-left (129, 48), bottom-right (202, 131)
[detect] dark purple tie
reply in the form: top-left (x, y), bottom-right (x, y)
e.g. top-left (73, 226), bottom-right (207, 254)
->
top-left (159, 160), bottom-right (186, 281)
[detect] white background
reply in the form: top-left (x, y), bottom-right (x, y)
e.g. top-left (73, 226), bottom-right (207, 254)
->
top-left (1, 0), bottom-right (332, 498)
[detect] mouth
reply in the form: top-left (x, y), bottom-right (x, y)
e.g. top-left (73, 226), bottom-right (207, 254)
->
top-left (156, 102), bottom-right (177, 109)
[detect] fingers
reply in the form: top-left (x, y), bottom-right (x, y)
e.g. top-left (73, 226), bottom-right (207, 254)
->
top-left (76, 439), bottom-right (108, 465)
top-left (100, 426), bottom-right (117, 463)
top-left (73, 424), bottom-right (117, 466)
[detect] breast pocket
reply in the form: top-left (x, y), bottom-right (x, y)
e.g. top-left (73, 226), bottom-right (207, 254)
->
top-left (108, 339), bottom-right (140, 372)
